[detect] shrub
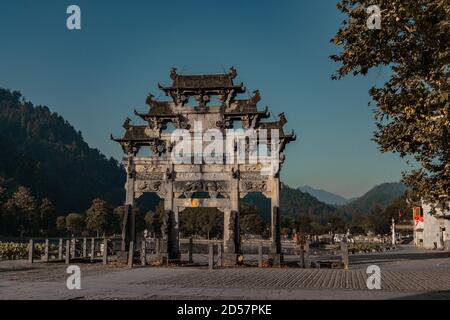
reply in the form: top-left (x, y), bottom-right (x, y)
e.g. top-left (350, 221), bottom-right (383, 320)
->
top-left (0, 242), bottom-right (28, 259)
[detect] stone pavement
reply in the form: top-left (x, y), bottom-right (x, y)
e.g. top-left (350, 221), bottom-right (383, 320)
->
top-left (1, 245), bottom-right (450, 300)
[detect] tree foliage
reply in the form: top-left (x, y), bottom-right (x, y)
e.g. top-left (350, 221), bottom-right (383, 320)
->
top-left (5, 186), bottom-right (38, 236)
top-left (240, 202), bottom-right (266, 236)
top-left (85, 198), bottom-right (114, 236)
top-left (331, 0), bottom-right (450, 209)
top-left (65, 213), bottom-right (84, 236)
top-left (180, 207), bottom-right (222, 239)
top-left (39, 198), bottom-right (57, 236)
top-left (56, 216), bottom-right (66, 235)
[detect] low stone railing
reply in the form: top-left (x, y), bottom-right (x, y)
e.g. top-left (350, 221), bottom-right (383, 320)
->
top-left (2, 237), bottom-right (352, 270)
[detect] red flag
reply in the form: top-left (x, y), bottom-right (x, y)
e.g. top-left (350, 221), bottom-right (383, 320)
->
top-left (399, 210), bottom-right (403, 219)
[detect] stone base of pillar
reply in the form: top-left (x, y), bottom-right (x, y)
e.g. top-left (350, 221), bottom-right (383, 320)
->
top-left (268, 253), bottom-right (283, 266)
top-left (117, 250), bottom-right (127, 263)
top-left (159, 240), bottom-right (168, 265)
top-left (168, 252), bottom-right (181, 260)
top-left (222, 253), bottom-right (238, 266)
top-left (159, 253), bottom-right (168, 266)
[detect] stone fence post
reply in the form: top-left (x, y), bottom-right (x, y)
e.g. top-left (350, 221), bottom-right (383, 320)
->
top-left (82, 238), bottom-right (87, 258)
top-left (90, 238), bottom-right (95, 262)
top-left (299, 244), bottom-right (305, 268)
top-left (65, 240), bottom-right (70, 264)
top-left (102, 239), bottom-right (108, 265)
top-left (28, 239), bottom-right (34, 264)
top-left (128, 241), bottom-right (134, 268)
top-left (58, 238), bottom-right (63, 260)
top-left (208, 243), bottom-right (214, 270)
top-left (341, 241), bottom-right (349, 270)
top-left (188, 237), bottom-right (193, 264)
top-left (217, 242), bottom-right (223, 267)
top-left (70, 238), bottom-right (76, 259)
top-left (258, 243), bottom-right (263, 268)
top-left (140, 240), bottom-right (146, 266)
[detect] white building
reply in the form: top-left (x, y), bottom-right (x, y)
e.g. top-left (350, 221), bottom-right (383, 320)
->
top-left (414, 203), bottom-right (450, 250)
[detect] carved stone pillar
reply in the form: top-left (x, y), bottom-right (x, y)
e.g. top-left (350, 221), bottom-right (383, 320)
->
top-left (269, 176), bottom-right (282, 265)
top-left (163, 165), bottom-right (180, 260)
top-left (223, 167), bottom-right (240, 265)
top-left (120, 157), bottom-right (135, 262)
top-left (168, 207), bottom-right (180, 260)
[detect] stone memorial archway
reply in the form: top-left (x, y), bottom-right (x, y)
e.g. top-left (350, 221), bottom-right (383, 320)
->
top-left (112, 68), bottom-right (295, 265)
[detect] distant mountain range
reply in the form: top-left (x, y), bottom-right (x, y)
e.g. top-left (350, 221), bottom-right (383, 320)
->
top-left (342, 182), bottom-right (408, 216)
top-left (298, 185), bottom-right (349, 205)
top-left (298, 183), bottom-right (407, 216)
top-left (243, 184), bottom-right (343, 224)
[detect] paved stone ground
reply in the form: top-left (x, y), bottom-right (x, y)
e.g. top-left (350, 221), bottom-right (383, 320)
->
top-left (1, 245), bottom-right (450, 300)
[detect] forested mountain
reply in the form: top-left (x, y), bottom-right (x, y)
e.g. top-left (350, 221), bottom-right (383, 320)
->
top-left (244, 184), bottom-right (345, 224)
top-left (0, 88), bottom-right (125, 214)
top-left (341, 182), bottom-right (408, 216)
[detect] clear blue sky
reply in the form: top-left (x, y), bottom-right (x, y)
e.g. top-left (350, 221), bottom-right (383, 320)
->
top-left (0, 0), bottom-right (409, 198)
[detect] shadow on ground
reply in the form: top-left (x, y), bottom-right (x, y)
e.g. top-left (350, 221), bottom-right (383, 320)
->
top-left (391, 290), bottom-right (450, 300)
top-left (349, 251), bottom-right (450, 266)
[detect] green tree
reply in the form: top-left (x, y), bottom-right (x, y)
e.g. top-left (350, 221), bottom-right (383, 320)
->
top-left (180, 207), bottom-right (222, 239)
top-left (56, 216), bottom-right (66, 235)
top-left (240, 214), bottom-right (265, 235)
top-left (0, 176), bottom-right (6, 203)
top-left (281, 216), bottom-right (294, 229)
top-left (384, 195), bottom-right (411, 224)
top-left (295, 216), bottom-right (313, 235)
top-left (144, 210), bottom-right (162, 236)
top-left (112, 205), bottom-right (147, 236)
top-left (328, 215), bottom-right (347, 242)
top-left (85, 198), bottom-right (113, 237)
top-left (0, 177), bottom-right (9, 235)
top-left (239, 202), bottom-right (266, 236)
top-left (350, 212), bottom-right (369, 235)
top-left (144, 212), bottom-right (153, 230)
top-left (39, 198), bottom-right (57, 236)
top-left (5, 186), bottom-right (38, 236)
top-left (331, 0), bottom-right (450, 209)
top-left (367, 205), bottom-right (388, 235)
top-left (197, 208), bottom-right (221, 239)
top-left (113, 206), bottom-right (125, 234)
top-left (65, 213), bottom-right (84, 236)
top-left (310, 222), bottom-right (327, 235)
top-left (134, 207), bottom-right (146, 233)
top-left (180, 208), bottom-right (200, 237)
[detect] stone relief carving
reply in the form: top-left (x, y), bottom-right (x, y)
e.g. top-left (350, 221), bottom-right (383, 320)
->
top-left (241, 114), bottom-right (258, 129)
top-left (241, 180), bottom-right (267, 192)
top-left (173, 114), bottom-right (190, 130)
top-left (135, 180), bottom-right (166, 199)
top-left (149, 140), bottom-right (168, 156)
top-left (205, 181), bottom-right (223, 199)
top-left (137, 180), bottom-right (162, 193)
top-left (135, 165), bottom-right (165, 180)
top-left (240, 170), bottom-right (269, 181)
top-left (177, 181), bottom-right (203, 198)
top-left (121, 141), bottom-right (140, 156)
top-left (244, 163), bottom-right (263, 172)
top-left (174, 181), bottom-right (228, 198)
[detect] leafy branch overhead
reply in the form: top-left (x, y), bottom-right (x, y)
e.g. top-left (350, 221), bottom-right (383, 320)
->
top-left (331, 0), bottom-right (450, 209)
